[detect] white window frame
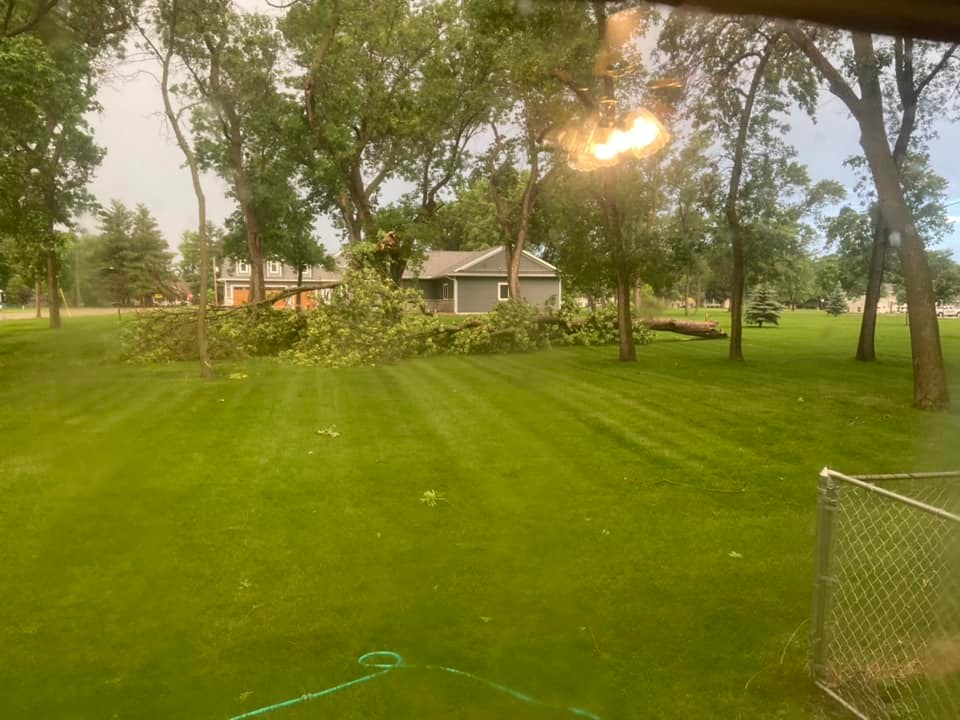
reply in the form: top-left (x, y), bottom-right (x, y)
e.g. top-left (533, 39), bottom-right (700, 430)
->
top-left (301, 265), bottom-right (312, 278)
top-left (236, 260), bottom-right (250, 276)
top-left (441, 283), bottom-right (450, 300)
top-left (267, 260), bottom-right (281, 276)
top-left (497, 282), bottom-right (510, 301)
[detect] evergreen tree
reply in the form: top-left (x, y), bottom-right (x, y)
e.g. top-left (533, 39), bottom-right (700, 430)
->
top-left (825, 282), bottom-right (848, 317)
top-left (745, 283), bottom-right (782, 327)
top-left (92, 201), bottom-right (174, 305)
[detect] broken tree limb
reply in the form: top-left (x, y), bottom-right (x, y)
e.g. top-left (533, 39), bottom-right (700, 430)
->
top-left (536, 315), bottom-right (727, 339)
top-left (640, 318), bottom-right (727, 338)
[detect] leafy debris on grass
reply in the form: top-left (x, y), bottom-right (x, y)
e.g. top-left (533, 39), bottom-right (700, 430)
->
top-left (420, 489), bottom-right (446, 507)
top-left (316, 426), bottom-right (341, 438)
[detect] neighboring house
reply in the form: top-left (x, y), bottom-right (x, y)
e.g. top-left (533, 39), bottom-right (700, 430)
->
top-left (218, 258), bottom-right (341, 308)
top-left (220, 247), bottom-right (561, 314)
top-left (401, 247), bottom-right (561, 314)
top-left (846, 283), bottom-right (900, 314)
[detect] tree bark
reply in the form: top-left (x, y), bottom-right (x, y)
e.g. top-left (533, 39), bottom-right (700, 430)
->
top-left (728, 231), bottom-right (745, 361)
top-left (599, 166), bottom-right (636, 362)
top-left (46, 248), bottom-right (60, 329)
top-left (859, 118), bottom-right (948, 408)
top-left (855, 215), bottom-right (887, 361)
top-left (34, 278), bottom-right (41, 318)
top-left (230, 138), bottom-right (265, 304)
top-left (615, 261), bottom-right (636, 361)
top-left (785, 25), bottom-right (950, 408)
top-left (725, 38), bottom-right (775, 362)
top-left (643, 318), bottom-right (726, 338)
top-left (151, 16), bottom-right (212, 379)
top-left (296, 267), bottom-right (303, 311)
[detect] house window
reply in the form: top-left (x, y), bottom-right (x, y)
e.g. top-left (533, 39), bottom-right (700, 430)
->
top-left (302, 265), bottom-right (312, 278)
top-left (267, 260), bottom-right (281, 276)
top-left (236, 260), bottom-right (250, 276)
top-left (442, 283), bottom-right (450, 300)
top-left (498, 282), bottom-right (510, 301)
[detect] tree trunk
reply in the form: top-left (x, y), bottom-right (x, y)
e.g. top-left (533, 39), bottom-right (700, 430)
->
top-left (197, 190), bottom-right (211, 378)
top-left (34, 278), bottom-right (41, 318)
top-left (615, 261), bottom-right (636, 361)
top-left (683, 273), bottom-right (691, 317)
top-left (783, 27), bottom-right (950, 409)
top-left (156, 39), bottom-right (212, 379)
top-left (506, 243), bottom-right (522, 301)
top-left (601, 167), bottom-right (635, 362)
top-left (859, 119), bottom-right (948, 408)
top-left (728, 227), bottom-right (745, 361)
top-left (724, 39), bottom-right (774, 362)
top-left (46, 248), bottom-right (61, 329)
top-left (235, 169), bottom-right (265, 303)
top-left (856, 217), bottom-right (887, 361)
top-left (643, 318), bottom-right (726, 338)
top-left (296, 267), bottom-right (303, 311)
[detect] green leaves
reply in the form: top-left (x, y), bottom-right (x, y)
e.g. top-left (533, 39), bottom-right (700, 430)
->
top-left (90, 201), bottom-right (176, 306)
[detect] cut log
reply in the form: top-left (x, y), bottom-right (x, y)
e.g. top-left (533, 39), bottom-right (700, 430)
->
top-left (641, 318), bottom-right (727, 339)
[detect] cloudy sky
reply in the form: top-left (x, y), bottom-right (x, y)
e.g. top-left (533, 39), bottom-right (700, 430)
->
top-left (81, 3), bottom-right (960, 259)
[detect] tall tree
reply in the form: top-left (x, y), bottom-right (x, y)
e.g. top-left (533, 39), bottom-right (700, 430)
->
top-left (137, 0), bottom-right (213, 377)
top-left (782, 24), bottom-right (953, 409)
top-left (175, 5), bottom-right (287, 303)
top-left (92, 201), bottom-right (174, 305)
top-left (467, 0), bottom-right (598, 303)
top-left (0, 0), bottom-right (131, 328)
top-left (661, 15), bottom-right (826, 361)
top-left (284, 0), bottom-right (491, 281)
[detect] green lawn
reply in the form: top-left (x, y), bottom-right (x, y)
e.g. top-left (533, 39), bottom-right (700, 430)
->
top-left (1, 311), bottom-right (958, 720)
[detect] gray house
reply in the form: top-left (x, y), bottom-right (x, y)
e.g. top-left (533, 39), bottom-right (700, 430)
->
top-left (218, 247), bottom-right (561, 314)
top-left (402, 247), bottom-right (561, 314)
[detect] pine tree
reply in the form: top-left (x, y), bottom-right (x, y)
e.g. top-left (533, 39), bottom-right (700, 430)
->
top-left (825, 283), bottom-right (848, 317)
top-left (745, 283), bottom-right (782, 327)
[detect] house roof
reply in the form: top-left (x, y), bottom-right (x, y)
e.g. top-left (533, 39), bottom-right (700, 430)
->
top-left (402, 251), bottom-right (484, 279)
top-left (403, 248), bottom-right (557, 279)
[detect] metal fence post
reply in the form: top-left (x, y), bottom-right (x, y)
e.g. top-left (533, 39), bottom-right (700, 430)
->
top-left (811, 467), bottom-right (838, 683)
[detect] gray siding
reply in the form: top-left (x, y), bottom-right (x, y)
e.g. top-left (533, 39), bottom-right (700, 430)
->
top-left (402, 278), bottom-right (451, 301)
top-left (456, 276), bottom-right (560, 313)
top-left (463, 250), bottom-right (555, 275)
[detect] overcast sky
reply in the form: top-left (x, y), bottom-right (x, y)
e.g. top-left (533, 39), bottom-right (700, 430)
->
top-left (81, 4), bottom-right (960, 260)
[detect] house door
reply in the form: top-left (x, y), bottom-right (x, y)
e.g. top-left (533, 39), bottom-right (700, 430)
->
top-left (232, 287), bottom-right (249, 306)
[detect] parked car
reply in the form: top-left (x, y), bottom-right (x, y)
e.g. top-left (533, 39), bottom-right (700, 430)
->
top-left (937, 304), bottom-right (960, 318)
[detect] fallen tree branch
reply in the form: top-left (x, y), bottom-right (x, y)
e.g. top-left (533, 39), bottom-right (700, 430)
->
top-left (640, 318), bottom-right (727, 338)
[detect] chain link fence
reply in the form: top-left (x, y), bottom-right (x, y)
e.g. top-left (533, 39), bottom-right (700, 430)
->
top-left (812, 468), bottom-right (960, 719)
